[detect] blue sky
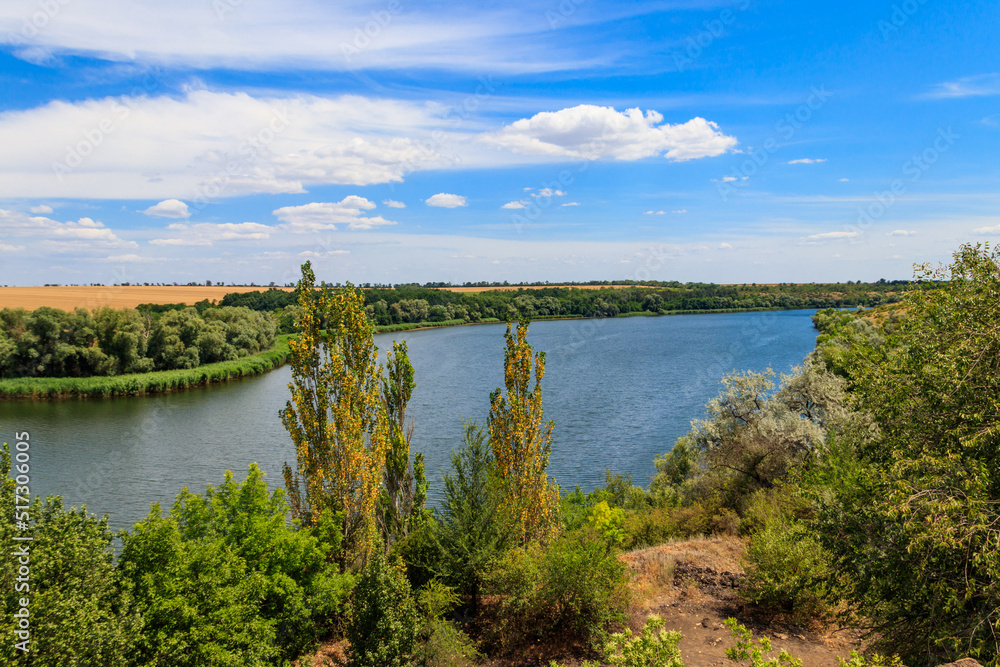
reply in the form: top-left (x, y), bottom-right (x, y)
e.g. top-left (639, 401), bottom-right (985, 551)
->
top-left (0, 0), bottom-right (997, 286)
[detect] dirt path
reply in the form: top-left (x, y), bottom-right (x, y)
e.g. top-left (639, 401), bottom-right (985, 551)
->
top-left (623, 537), bottom-right (862, 667)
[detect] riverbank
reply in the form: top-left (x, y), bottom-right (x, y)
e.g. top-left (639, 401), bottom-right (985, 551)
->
top-left (0, 306), bottom-right (809, 400)
top-left (0, 335), bottom-right (293, 400)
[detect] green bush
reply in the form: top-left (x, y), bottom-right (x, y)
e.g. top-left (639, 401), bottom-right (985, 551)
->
top-left (1, 442), bottom-right (141, 665)
top-left (413, 580), bottom-right (480, 667)
top-left (740, 522), bottom-right (831, 622)
top-left (724, 618), bottom-right (802, 667)
top-left (604, 615), bottom-right (684, 667)
top-left (484, 532), bottom-right (630, 652)
top-left (345, 551), bottom-right (420, 667)
top-left (117, 464), bottom-right (352, 666)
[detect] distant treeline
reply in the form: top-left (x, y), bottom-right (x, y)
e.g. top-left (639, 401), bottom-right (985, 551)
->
top-left (0, 305), bottom-right (277, 379)
top-left (221, 281), bottom-right (911, 327)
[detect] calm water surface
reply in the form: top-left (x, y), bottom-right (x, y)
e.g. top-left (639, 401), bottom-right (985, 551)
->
top-left (2, 310), bottom-right (817, 532)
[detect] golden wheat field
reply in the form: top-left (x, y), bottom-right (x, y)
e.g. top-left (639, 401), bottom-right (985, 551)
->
top-left (0, 286), bottom-right (294, 311)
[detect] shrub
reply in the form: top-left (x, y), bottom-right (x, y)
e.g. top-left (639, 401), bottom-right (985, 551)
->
top-left (345, 551), bottom-right (420, 667)
top-left (604, 615), bottom-right (684, 667)
top-left (413, 580), bottom-right (480, 667)
top-left (740, 522), bottom-right (831, 622)
top-left (484, 532), bottom-right (630, 651)
top-left (724, 618), bottom-right (802, 667)
top-left (0, 443), bottom-right (141, 665)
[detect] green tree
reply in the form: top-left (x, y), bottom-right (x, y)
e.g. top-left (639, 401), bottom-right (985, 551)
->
top-left (282, 262), bottom-right (391, 567)
top-left (487, 320), bottom-right (559, 545)
top-left (814, 243), bottom-right (1000, 665)
top-left (1, 445), bottom-right (140, 666)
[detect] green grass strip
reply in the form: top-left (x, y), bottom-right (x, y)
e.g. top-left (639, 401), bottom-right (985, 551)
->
top-left (0, 335), bottom-right (292, 400)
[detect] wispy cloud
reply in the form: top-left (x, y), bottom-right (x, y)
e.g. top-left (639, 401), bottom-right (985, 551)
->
top-left (924, 73), bottom-right (1000, 99)
top-left (787, 158), bottom-right (826, 165)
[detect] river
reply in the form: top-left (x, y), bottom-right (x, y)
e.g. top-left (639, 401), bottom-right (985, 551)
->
top-left (1, 310), bottom-right (818, 533)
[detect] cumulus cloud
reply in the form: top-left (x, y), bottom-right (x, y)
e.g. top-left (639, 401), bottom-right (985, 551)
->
top-left (273, 197), bottom-right (396, 231)
top-left (839, 178), bottom-right (850, 182)
top-left (483, 105), bottom-right (737, 162)
top-left (973, 224), bottom-right (1000, 234)
top-left (718, 242), bottom-right (733, 250)
top-left (0, 242), bottom-right (26, 252)
top-left (382, 199), bottom-right (406, 208)
top-left (149, 222), bottom-right (273, 246)
top-left (787, 158), bottom-right (827, 165)
top-left (107, 254), bottom-right (153, 262)
top-left (561, 202), bottom-right (579, 207)
top-left (887, 229), bottom-right (918, 237)
top-left (426, 193), bottom-right (467, 208)
top-left (501, 201), bottom-right (527, 209)
top-left (142, 199), bottom-right (191, 218)
top-left (644, 210), bottom-right (666, 215)
top-left (531, 188), bottom-right (566, 198)
top-left (672, 209), bottom-right (687, 213)
top-left (0, 208), bottom-right (134, 252)
top-left (29, 205), bottom-right (53, 214)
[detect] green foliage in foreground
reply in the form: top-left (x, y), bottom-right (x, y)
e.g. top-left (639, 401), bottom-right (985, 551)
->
top-left (345, 551), bottom-right (420, 667)
top-left (1, 454), bottom-right (352, 667)
top-left (0, 334), bottom-right (290, 398)
top-left (604, 615), bottom-right (684, 667)
top-left (723, 618), bottom-right (802, 667)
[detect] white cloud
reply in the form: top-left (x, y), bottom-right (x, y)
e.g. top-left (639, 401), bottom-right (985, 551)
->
top-left (142, 199), bottom-right (191, 218)
top-left (426, 193), bottom-right (467, 208)
top-left (298, 250), bottom-right (350, 258)
top-left (0, 90), bottom-right (463, 199)
top-left (0, 209), bottom-right (134, 252)
top-left (887, 229), bottom-right (918, 237)
top-left (273, 197), bottom-right (396, 231)
top-left (644, 210), bottom-right (666, 215)
top-left (925, 73), bottom-right (1000, 99)
top-left (29, 205), bottom-right (53, 214)
top-left (672, 209), bottom-right (687, 213)
top-left (501, 201), bottom-right (527, 209)
top-left (530, 188), bottom-right (566, 198)
top-left (483, 105), bottom-right (737, 162)
top-left (720, 176), bottom-right (738, 182)
top-left (382, 199), bottom-right (406, 208)
top-left (787, 158), bottom-right (827, 165)
top-left (973, 224), bottom-right (1000, 234)
top-left (718, 242), bottom-right (733, 250)
top-left (0, 242), bottom-right (26, 252)
top-left (804, 231), bottom-right (861, 241)
top-left (149, 222), bottom-right (273, 246)
top-left (561, 202), bottom-right (579, 207)
top-left (107, 254), bottom-right (153, 262)
top-left (0, 2), bottom-right (651, 75)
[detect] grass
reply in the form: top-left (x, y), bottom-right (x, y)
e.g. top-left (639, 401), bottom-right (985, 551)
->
top-left (0, 335), bottom-right (292, 400)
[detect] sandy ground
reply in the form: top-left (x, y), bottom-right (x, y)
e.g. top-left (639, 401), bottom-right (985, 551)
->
top-left (0, 286), bottom-right (293, 311)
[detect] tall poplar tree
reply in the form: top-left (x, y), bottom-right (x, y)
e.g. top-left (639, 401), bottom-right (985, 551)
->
top-left (281, 262), bottom-right (390, 566)
top-left (487, 319), bottom-right (559, 544)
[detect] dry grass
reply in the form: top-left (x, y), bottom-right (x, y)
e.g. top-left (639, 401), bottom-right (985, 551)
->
top-left (0, 286), bottom-right (293, 311)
